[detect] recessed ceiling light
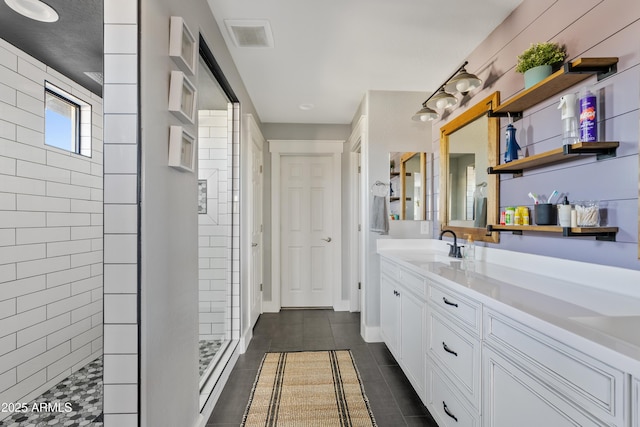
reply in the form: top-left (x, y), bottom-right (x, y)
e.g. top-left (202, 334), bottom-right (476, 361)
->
top-left (4, 0), bottom-right (59, 23)
top-left (298, 103), bottom-right (314, 111)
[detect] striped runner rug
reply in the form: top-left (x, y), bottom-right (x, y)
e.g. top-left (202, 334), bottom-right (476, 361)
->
top-left (242, 350), bottom-right (377, 426)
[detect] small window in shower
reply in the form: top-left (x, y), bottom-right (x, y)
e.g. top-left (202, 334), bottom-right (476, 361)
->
top-left (45, 82), bottom-right (92, 157)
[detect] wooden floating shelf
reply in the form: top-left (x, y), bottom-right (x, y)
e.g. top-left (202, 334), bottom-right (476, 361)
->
top-left (487, 142), bottom-right (619, 176)
top-left (487, 224), bottom-right (618, 241)
top-left (490, 57), bottom-right (618, 119)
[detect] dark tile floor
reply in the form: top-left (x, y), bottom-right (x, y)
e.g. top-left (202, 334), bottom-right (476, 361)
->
top-left (206, 309), bottom-right (438, 427)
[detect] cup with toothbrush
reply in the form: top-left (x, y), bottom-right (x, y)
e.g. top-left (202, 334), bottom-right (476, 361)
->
top-left (532, 190), bottom-right (558, 225)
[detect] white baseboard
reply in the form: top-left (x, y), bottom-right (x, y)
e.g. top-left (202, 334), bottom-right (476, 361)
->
top-left (195, 346), bottom-right (240, 427)
top-left (262, 301), bottom-right (280, 313)
top-left (239, 327), bottom-right (253, 354)
top-left (333, 300), bottom-right (350, 312)
top-left (361, 324), bottom-right (382, 343)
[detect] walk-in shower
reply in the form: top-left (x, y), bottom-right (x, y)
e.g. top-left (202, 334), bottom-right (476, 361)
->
top-left (196, 38), bottom-right (240, 408)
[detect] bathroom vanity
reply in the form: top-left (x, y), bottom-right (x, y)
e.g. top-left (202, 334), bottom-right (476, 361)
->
top-left (378, 239), bottom-right (640, 427)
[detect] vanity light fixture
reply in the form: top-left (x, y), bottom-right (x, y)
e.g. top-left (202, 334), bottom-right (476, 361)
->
top-left (413, 60), bottom-right (482, 121)
top-left (426, 87), bottom-right (458, 110)
top-left (4, 0), bottom-right (59, 22)
top-left (411, 104), bottom-right (438, 122)
top-left (444, 66), bottom-right (482, 95)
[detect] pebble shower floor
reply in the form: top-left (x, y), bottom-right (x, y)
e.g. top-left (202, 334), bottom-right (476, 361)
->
top-left (1, 357), bottom-right (103, 427)
top-left (2, 342), bottom-right (224, 426)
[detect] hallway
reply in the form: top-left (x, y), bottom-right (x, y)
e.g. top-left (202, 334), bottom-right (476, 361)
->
top-left (206, 309), bottom-right (437, 426)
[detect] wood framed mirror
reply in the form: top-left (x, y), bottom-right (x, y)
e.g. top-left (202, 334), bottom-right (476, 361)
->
top-left (439, 91), bottom-right (500, 243)
top-left (390, 152), bottom-right (430, 220)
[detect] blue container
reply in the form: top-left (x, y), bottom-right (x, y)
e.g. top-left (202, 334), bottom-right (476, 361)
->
top-left (579, 89), bottom-right (597, 142)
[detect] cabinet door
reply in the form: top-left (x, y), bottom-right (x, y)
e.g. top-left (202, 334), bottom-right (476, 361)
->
top-left (483, 346), bottom-right (608, 427)
top-left (380, 274), bottom-right (400, 357)
top-left (428, 308), bottom-right (480, 408)
top-left (426, 363), bottom-right (480, 427)
top-left (400, 289), bottom-right (425, 398)
top-left (633, 378), bottom-right (639, 427)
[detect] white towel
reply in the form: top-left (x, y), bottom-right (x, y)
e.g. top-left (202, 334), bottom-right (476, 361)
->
top-left (370, 196), bottom-right (389, 234)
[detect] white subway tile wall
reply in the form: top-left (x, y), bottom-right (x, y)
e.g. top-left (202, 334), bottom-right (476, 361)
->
top-left (230, 103), bottom-right (240, 341)
top-left (0, 37), bottom-right (103, 421)
top-left (103, 0), bottom-right (139, 425)
top-left (198, 109), bottom-right (231, 341)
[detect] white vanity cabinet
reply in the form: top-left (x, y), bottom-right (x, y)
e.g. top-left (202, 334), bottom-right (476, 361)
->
top-left (379, 258), bottom-right (426, 398)
top-left (378, 246), bottom-right (638, 427)
top-left (482, 345), bottom-right (610, 427)
top-left (483, 309), bottom-right (627, 427)
top-left (426, 282), bottom-right (483, 425)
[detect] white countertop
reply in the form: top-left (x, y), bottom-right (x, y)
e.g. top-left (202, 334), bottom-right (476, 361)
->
top-left (377, 239), bottom-right (640, 376)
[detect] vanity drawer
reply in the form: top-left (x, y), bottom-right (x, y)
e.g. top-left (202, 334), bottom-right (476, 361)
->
top-left (380, 257), bottom-right (400, 280)
top-left (427, 309), bottom-right (481, 409)
top-left (484, 309), bottom-right (626, 426)
top-left (429, 283), bottom-right (481, 335)
top-left (426, 363), bottom-right (480, 427)
top-left (399, 266), bottom-right (426, 297)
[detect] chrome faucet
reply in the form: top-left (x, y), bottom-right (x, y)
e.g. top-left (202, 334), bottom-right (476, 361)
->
top-left (439, 229), bottom-right (463, 258)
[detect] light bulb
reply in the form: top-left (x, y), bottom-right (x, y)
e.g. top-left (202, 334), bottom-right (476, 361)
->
top-left (456, 80), bottom-right (470, 93)
top-left (436, 98), bottom-right (449, 109)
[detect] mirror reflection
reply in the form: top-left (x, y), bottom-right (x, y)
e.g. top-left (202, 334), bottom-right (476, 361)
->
top-left (389, 152), bottom-right (430, 220)
top-left (448, 117), bottom-right (488, 227)
top-left (439, 92), bottom-right (500, 243)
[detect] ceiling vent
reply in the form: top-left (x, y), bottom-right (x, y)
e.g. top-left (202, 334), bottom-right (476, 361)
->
top-left (224, 20), bottom-right (274, 48)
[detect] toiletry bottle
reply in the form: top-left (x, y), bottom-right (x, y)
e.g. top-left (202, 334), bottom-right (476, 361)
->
top-left (504, 123), bottom-right (521, 163)
top-left (558, 93), bottom-right (578, 145)
top-left (579, 87), bottom-right (597, 142)
top-left (558, 196), bottom-right (571, 227)
top-left (463, 234), bottom-right (475, 260)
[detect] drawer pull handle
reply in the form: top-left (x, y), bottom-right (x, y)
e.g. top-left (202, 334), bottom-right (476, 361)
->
top-left (443, 401), bottom-right (458, 422)
top-left (443, 297), bottom-right (458, 307)
top-left (442, 342), bottom-right (458, 356)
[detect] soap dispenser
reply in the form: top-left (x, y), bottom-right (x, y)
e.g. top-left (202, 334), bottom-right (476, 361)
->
top-left (558, 93), bottom-right (578, 145)
top-left (463, 233), bottom-right (475, 260)
top-left (558, 196), bottom-right (571, 227)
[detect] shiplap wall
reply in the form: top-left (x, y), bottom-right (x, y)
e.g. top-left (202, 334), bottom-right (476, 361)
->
top-left (431, 0), bottom-right (640, 270)
top-left (0, 38), bottom-right (103, 420)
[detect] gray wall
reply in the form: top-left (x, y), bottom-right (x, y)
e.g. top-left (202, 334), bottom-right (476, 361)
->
top-left (361, 90), bottom-right (432, 329)
top-left (259, 123), bottom-right (351, 303)
top-left (144, 1), bottom-right (258, 423)
top-left (429, 0), bottom-right (640, 271)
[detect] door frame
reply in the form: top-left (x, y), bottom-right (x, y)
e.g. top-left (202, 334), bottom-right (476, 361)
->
top-left (266, 140), bottom-right (344, 313)
top-left (240, 113), bottom-right (264, 351)
top-left (347, 126), bottom-right (363, 312)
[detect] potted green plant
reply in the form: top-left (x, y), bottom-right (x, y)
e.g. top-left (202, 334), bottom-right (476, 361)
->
top-left (516, 42), bottom-right (566, 89)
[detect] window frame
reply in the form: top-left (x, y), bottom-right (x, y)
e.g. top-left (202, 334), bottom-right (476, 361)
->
top-left (44, 81), bottom-right (92, 157)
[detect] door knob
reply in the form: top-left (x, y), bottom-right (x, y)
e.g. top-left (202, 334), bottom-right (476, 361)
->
top-left (321, 237), bottom-right (332, 242)
top-left (252, 243), bottom-right (258, 247)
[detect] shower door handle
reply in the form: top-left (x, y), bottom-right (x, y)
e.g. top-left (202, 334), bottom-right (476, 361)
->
top-left (321, 237), bottom-right (332, 243)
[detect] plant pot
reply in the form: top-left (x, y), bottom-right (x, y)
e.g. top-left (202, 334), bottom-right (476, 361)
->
top-left (524, 64), bottom-right (552, 89)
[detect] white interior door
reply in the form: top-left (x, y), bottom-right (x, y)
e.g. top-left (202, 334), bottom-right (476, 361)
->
top-left (249, 129), bottom-right (263, 327)
top-left (281, 155), bottom-right (334, 307)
